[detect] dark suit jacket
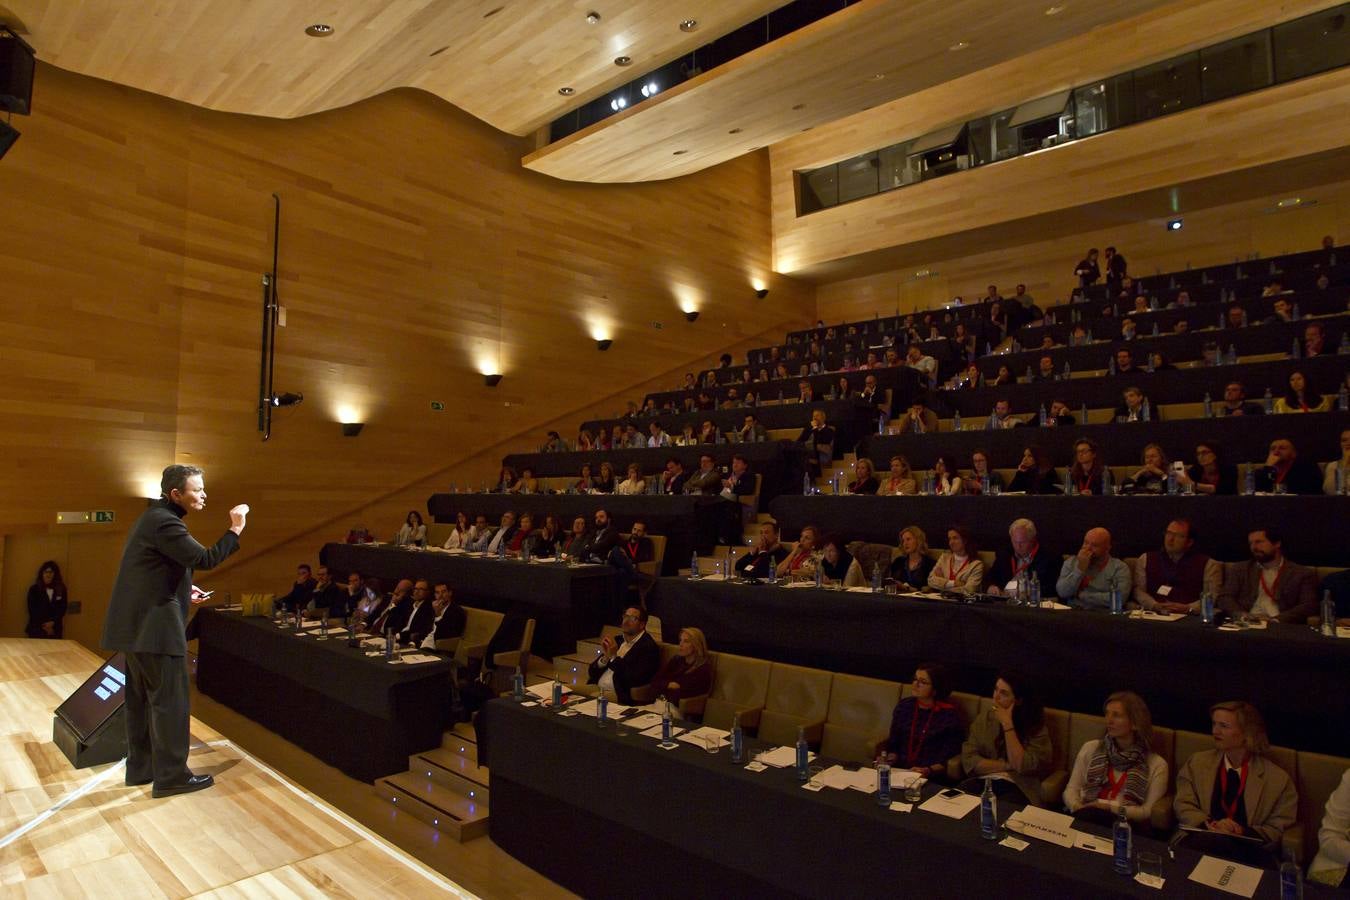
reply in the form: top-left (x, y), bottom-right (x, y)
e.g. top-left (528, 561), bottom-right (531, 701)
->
top-left (663, 471), bottom-right (689, 494)
top-left (1219, 559), bottom-right (1319, 623)
top-left (397, 600), bottom-right (435, 643)
top-left (986, 546), bottom-right (1062, 594)
top-left (279, 577), bottom-right (317, 612)
top-left (587, 631), bottom-right (661, 703)
top-left (26, 584), bottom-right (68, 638)
top-left (1253, 459), bottom-right (1322, 495)
top-left (587, 524), bottom-right (622, 562)
top-left (418, 604), bottom-right (467, 647)
top-left (308, 582), bottom-right (346, 617)
top-left (101, 499), bottom-right (240, 656)
top-left (620, 536), bottom-right (654, 565)
top-left (683, 469), bottom-right (722, 495)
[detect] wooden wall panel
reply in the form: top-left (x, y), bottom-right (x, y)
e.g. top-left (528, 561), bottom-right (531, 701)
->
top-left (0, 64), bottom-right (813, 647)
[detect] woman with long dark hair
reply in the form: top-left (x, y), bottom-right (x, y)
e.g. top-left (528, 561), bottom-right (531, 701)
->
top-left (27, 561), bottom-right (69, 639)
top-left (960, 672), bottom-right (1053, 805)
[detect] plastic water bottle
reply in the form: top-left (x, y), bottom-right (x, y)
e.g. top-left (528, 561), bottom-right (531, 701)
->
top-left (690, 552), bottom-right (701, 580)
top-left (1167, 470), bottom-right (1178, 495)
top-left (318, 617), bottom-right (328, 640)
top-left (803, 473), bottom-right (813, 496)
top-left (1291, 338), bottom-right (1301, 359)
top-left (1063, 467), bottom-right (1073, 496)
top-left (814, 563), bottom-right (824, 590)
top-left (1030, 577), bottom-right (1042, 609)
top-left (1227, 344), bottom-right (1238, 365)
top-left (1080, 401), bottom-right (1089, 424)
top-left (497, 540), bottom-right (506, 560)
top-left (1202, 592), bottom-right (1216, 625)
top-left (597, 694), bottom-right (608, 727)
top-left (795, 726), bottom-right (810, 782)
top-left (1339, 332), bottom-right (1350, 355)
top-left (980, 778), bottom-right (998, 840)
top-left (1279, 848), bottom-right (1303, 899)
top-left (872, 566), bottom-right (883, 593)
top-left (878, 411), bottom-right (887, 434)
top-left (1263, 388), bottom-right (1274, 413)
top-left (1244, 465), bottom-right (1256, 496)
top-left (1102, 467), bottom-right (1114, 496)
top-left (1152, 322), bottom-right (1160, 336)
top-left (384, 628), bottom-right (394, 660)
top-left (981, 474), bottom-right (991, 494)
top-left (522, 541), bottom-right (531, 563)
top-left (1339, 383), bottom-right (1349, 411)
top-left (1292, 302), bottom-right (1301, 321)
top-left (731, 712), bottom-right (745, 764)
top-left (1323, 591), bottom-right (1338, 637)
top-left (1203, 393), bottom-right (1213, 418)
top-left (512, 668), bottom-right (525, 702)
top-left (877, 762), bottom-right (892, 806)
top-left (1141, 399), bottom-right (1151, 422)
top-left (1113, 807), bottom-right (1134, 875)
top-left (1110, 587), bottom-right (1123, 616)
top-left (953, 410), bottom-right (962, 432)
top-left (1039, 403), bottom-right (1047, 425)
top-left (1108, 356), bottom-right (1116, 376)
top-left (986, 411), bottom-right (997, 431)
top-left (1062, 361), bottom-right (1071, 379)
top-left (551, 677), bottom-right (562, 709)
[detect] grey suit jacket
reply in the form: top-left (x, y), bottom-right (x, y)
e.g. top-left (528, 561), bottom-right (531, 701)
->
top-left (683, 469), bottom-right (722, 495)
top-left (101, 499), bottom-right (240, 656)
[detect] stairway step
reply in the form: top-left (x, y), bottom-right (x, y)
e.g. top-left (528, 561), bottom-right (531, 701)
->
top-left (440, 732), bottom-right (479, 764)
top-left (410, 747), bottom-right (490, 796)
top-left (375, 772), bottom-right (488, 841)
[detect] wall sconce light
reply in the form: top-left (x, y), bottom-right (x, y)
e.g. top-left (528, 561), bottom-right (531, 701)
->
top-left (341, 422), bottom-right (364, 437)
top-left (684, 310), bottom-right (700, 323)
top-left (755, 288), bottom-right (769, 299)
top-left (596, 339), bottom-right (613, 351)
top-left (484, 373), bottom-right (503, 387)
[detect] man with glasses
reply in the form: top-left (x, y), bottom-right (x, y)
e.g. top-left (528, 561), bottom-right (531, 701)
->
top-left (1132, 519), bottom-right (1220, 614)
top-left (587, 606), bottom-right (660, 703)
top-left (1218, 381), bottom-right (1263, 417)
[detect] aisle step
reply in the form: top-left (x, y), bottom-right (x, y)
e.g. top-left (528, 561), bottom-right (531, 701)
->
top-left (374, 772), bottom-right (489, 841)
top-left (409, 747), bottom-right (490, 799)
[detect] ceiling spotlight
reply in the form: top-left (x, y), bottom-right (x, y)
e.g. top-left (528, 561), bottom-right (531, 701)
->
top-left (1166, 217), bottom-right (1184, 231)
top-left (596, 339), bottom-right (613, 351)
top-left (340, 422), bottom-right (364, 437)
top-left (610, 96), bottom-right (627, 111)
top-left (304, 24), bottom-right (334, 37)
top-left (792, 103), bottom-right (805, 110)
top-left (1044, 5), bottom-right (1066, 15)
top-left (728, 127), bottom-right (742, 134)
top-left (614, 55), bottom-right (632, 66)
top-left (755, 288), bottom-right (769, 299)
top-left (640, 82), bottom-right (659, 97)
top-left (948, 40), bottom-right (970, 51)
top-left (558, 86), bottom-right (575, 95)
top-left (868, 73), bottom-right (885, 81)
top-left (586, 11), bottom-right (601, 24)
top-left (269, 392), bottom-right (304, 408)
top-left (684, 310), bottom-right (700, 323)
top-left (484, 373), bottom-right (503, 387)
top-left (1276, 197), bottom-right (1303, 208)
top-left (679, 19), bottom-right (698, 32)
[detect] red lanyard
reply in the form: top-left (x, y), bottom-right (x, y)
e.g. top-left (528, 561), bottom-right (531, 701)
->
top-left (1076, 469), bottom-right (1096, 493)
top-left (1011, 546), bottom-right (1039, 577)
top-left (1099, 766), bottom-right (1127, 801)
top-left (1273, 464), bottom-right (1289, 485)
top-left (946, 556), bottom-right (972, 582)
top-left (1219, 759), bottom-right (1249, 821)
top-left (907, 703), bottom-right (938, 764)
top-left (1258, 562), bottom-right (1284, 600)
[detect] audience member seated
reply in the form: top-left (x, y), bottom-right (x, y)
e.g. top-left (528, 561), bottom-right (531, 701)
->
top-left (896, 400), bottom-right (938, 435)
top-left (616, 462), bottom-right (647, 496)
top-left (960, 672), bottom-right (1053, 807)
top-left (776, 525), bottom-right (820, 580)
top-left (906, 345), bottom-right (937, 381)
top-left (582, 509), bottom-right (622, 565)
top-left (662, 457), bottom-right (689, 495)
top-left (340, 572), bottom-right (371, 618)
top-left (1218, 526), bottom-right (1318, 624)
top-left (1218, 381), bottom-right (1263, 417)
top-left (1179, 441), bottom-right (1238, 495)
top-left (494, 466), bottom-right (516, 493)
top-left (1132, 518), bottom-right (1220, 614)
top-left (302, 565), bottom-right (345, 620)
top-left (990, 364), bottom-right (1016, 388)
top-left (879, 455), bottom-right (917, 495)
top-left (277, 564), bottom-right (317, 614)
top-left (393, 579), bottom-right (435, 645)
top-left (1303, 323), bottom-right (1330, 358)
top-left (1323, 427), bottom-right (1350, 495)
top-left (1265, 297), bottom-right (1295, 324)
top-left (848, 458), bottom-right (879, 495)
top-left (506, 514), bottom-right (535, 555)
top-left (1225, 305), bottom-right (1248, 330)
top-left (891, 526), bottom-right (936, 590)
top-left (575, 429), bottom-right (595, 452)
top-left (796, 410), bottom-right (836, 479)
top-left (697, 420), bottom-right (720, 444)
top-left (1274, 369), bottom-right (1330, 413)
top-left (739, 414), bottom-right (767, 443)
top-left (593, 461), bottom-right (617, 494)
top-left (587, 606), bottom-right (661, 704)
top-left (986, 518), bottom-right (1061, 597)
top-left (927, 526), bottom-right (983, 594)
top-left (394, 511), bottom-right (427, 547)
top-left (416, 583), bottom-right (465, 650)
top-left (1065, 691), bottom-right (1168, 830)
top-left (987, 398), bottom-right (1023, 430)
top-left (683, 453), bottom-right (723, 496)
top-left (1114, 348), bottom-right (1139, 375)
top-left (1120, 317), bottom-right (1139, 341)
top-left (562, 516), bottom-right (590, 559)
top-left (1124, 443), bottom-right (1169, 494)
top-left (933, 454), bottom-right (963, 496)
top-left (737, 521), bottom-right (789, 578)
top-left (1253, 438), bottom-right (1322, 494)
top-left (619, 521), bottom-right (654, 568)
top-left (647, 421), bottom-right (672, 448)
top-left (510, 467), bottom-right (539, 495)
top-left (965, 449), bottom-right (1005, 495)
top-left (1056, 527), bottom-right (1131, 610)
top-left (819, 535), bottom-right (865, 587)
top-left (1043, 399), bottom-right (1075, 428)
top-left (796, 379), bottom-right (815, 404)
top-left (1309, 769), bottom-right (1350, 888)
top-left (675, 423), bottom-right (699, 446)
top-left (465, 514), bottom-right (497, 552)
top-left (442, 512), bottom-right (470, 549)
top-left (540, 431), bottom-right (568, 453)
top-left (647, 627), bottom-right (713, 704)
top-left (1009, 446), bottom-right (1062, 494)
top-left (26, 561), bottom-right (68, 639)
top-left (1113, 386), bottom-right (1154, 423)
top-left (1148, 351), bottom-right (1176, 371)
top-left (623, 424), bottom-right (646, 448)
top-left (484, 512), bottom-right (518, 555)
top-left (1032, 355), bottom-right (1058, 382)
top-left (1069, 438), bottom-right (1106, 495)
top-left (1174, 701), bottom-right (1298, 858)
top-left (880, 663), bottom-right (964, 782)
top-left (366, 578), bottom-right (413, 635)
top-left (1013, 284), bottom-right (1043, 324)
top-left (571, 463), bottom-right (595, 494)
top-left (526, 515), bottom-right (563, 557)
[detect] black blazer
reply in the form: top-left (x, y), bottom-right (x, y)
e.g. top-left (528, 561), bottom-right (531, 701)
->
top-left (986, 546), bottom-right (1061, 594)
top-left (418, 604), bottom-right (467, 647)
top-left (587, 631), bottom-right (661, 704)
top-left (26, 584), bottom-right (68, 638)
top-left (101, 499), bottom-right (240, 656)
top-left (397, 600), bottom-right (435, 643)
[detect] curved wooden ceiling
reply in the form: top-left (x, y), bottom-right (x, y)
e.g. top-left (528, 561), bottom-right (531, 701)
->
top-left (1, 0), bottom-right (781, 136)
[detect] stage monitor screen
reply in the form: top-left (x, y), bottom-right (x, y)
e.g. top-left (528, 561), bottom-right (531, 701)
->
top-left (55, 653), bottom-right (127, 741)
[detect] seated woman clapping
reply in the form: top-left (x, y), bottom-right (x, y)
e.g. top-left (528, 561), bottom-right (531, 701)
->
top-left (1064, 691), bottom-right (1169, 829)
top-left (880, 663), bottom-right (964, 781)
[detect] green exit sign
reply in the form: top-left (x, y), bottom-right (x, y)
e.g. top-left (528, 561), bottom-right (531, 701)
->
top-left (93, 510), bottom-right (116, 524)
top-left (430, 401), bottom-right (445, 411)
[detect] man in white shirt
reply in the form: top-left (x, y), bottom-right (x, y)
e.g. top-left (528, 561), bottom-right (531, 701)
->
top-left (396, 579), bottom-right (435, 646)
top-left (484, 512), bottom-right (517, 555)
top-left (464, 514), bottom-right (496, 552)
top-left (988, 399), bottom-right (1022, 430)
top-left (418, 583), bottom-right (465, 650)
top-left (1218, 526), bottom-right (1318, 623)
top-left (905, 345), bottom-right (937, 381)
top-left (647, 421), bottom-right (672, 448)
top-left (586, 606), bottom-right (661, 703)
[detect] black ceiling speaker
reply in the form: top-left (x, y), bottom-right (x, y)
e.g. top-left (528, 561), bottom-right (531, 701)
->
top-left (0, 26), bottom-right (36, 116)
top-left (0, 119), bottom-right (17, 160)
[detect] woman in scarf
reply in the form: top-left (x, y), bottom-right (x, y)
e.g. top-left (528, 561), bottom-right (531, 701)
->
top-left (1064, 691), bottom-right (1168, 829)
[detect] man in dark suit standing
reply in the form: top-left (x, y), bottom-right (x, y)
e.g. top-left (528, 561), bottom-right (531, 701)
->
top-left (587, 606), bottom-right (661, 704)
top-left (102, 464), bottom-right (247, 798)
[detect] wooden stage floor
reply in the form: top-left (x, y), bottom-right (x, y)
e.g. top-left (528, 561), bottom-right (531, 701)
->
top-left (0, 638), bottom-right (475, 898)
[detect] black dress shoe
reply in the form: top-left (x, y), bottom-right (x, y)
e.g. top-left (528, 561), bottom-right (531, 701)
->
top-left (125, 776), bottom-right (153, 787)
top-left (152, 773), bottom-right (214, 798)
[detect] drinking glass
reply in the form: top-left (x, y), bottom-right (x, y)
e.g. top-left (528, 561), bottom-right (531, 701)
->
top-left (1136, 851), bottom-right (1163, 887)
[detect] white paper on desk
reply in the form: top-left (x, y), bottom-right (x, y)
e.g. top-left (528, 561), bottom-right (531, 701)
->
top-left (1188, 855), bottom-right (1264, 897)
top-left (814, 765), bottom-right (873, 790)
top-left (526, 683), bottom-right (554, 699)
top-left (846, 586), bottom-right (875, 593)
top-left (782, 581), bottom-right (816, 589)
top-left (1337, 625), bottom-right (1350, 638)
top-left (1040, 601), bottom-right (1073, 611)
top-left (621, 713), bottom-right (664, 732)
top-left (322, 627), bottom-right (348, 635)
top-left (918, 791), bottom-right (981, 819)
top-left (678, 726), bottom-right (730, 747)
top-left (1128, 611), bottom-right (1186, 622)
top-left (360, 637), bottom-right (384, 647)
top-left (1219, 620), bottom-right (1269, 631)
top-left (443, 548), bottom-right (465, 554)
top-left (698, 573), bottom-right (728, 582)
top-left (639, 723), bottom-right (686, 740)
top-left (1005, 807), bottom-right (1076, 847)
top-left (398, 653), bottom-right (442, 665)
top-left (1071, 830), bottom-right (1112, 855)
top-left (570, 699), bottom-right (601, 718)
top-left (755, 746), bottom-right (815, 768)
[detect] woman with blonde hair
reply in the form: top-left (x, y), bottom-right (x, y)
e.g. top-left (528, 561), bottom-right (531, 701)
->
top-left (776, 525), bottom-right (820, 580)
top-left (848, 458), bottom-right (879, 495)
top-left (880, 455), bottom-right (917, 495)
top-left (890, 526), bottom-right (934, 590)
top-left (647, 627), bottom-right (713, 703)
top-left (1064, 691), bottom-right (1169, 828)
top-left (616, 462), bottom-right (647, 495)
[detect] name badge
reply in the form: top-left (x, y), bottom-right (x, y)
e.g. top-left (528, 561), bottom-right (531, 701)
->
top-left (1005, 580), bottom-right (1019, 593)
top-left (1156, 585), bottom-right (1172, 597)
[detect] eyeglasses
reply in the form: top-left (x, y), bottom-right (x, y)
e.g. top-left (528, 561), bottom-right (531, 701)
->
top-left (621, 614), bottom-right (641, 621)
top-left (912, 678), bottom-right (933, 686)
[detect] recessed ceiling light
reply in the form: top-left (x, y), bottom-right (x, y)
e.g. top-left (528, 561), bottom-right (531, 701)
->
top-left (304, 24), bottom-right (334, 37)
top-left (673, 150), bottom-right (687, 155)
top-left (949, 41), bottom-right (969, 51)
top-left (586, 11), bottom-right (601, 24)
top-left (728, 127), bottom-right (742, 134)
top-left (869, 73), bottom-right (885, 81)
top-left (792, 103), bottom-right (805, 110)
top-left (1044, 5), bottom-right (1066, 15)
top-left (615, 55), bottom-right (632, 66)
top-left (679, 19), bottom-right (699, 32)
top-left (558, 86), bottom-right (575, 95)
top-left (1277, 197), bottom-right (1303, 208)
